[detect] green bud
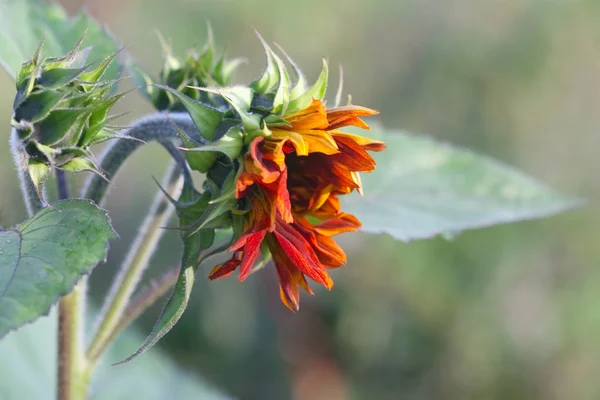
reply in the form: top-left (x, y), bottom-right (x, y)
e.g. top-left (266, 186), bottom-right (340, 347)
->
top-left (132, 27), bottom-right (244, 112)
top-left (11, 37), bottom-right (125, 196)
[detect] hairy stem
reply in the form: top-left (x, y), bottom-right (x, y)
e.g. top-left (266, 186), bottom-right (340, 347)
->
top-left (86, 161), bottom-right (183, 364)
top-left (57, 285), bottom-right (87, 400)
top-left (10, 128), bottom-right (43, 216)
top-left (82, 112), bottom-right (199, 205)
top-left (55, 170), bottom-right (87, 400)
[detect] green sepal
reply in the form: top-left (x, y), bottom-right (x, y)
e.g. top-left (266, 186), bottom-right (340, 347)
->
top-left (41, 34), bottom-right (87, 70)
top-left (16, 39), bottom-right (45, 90)
top-left (130, 63), bottom-right (157, 104)
top-left (25, 141), bottom-right (55, 164)
top-left (78, 51), bottom-right (119, 84)
top-left (59, 157), bottom-right (107, 182)
top-left (188, 172), bottom-right (237, 235)
top-left (27, 159), bottom-right (51, 199)
top-left (270, 47), bottom-right (291, 115)
top-left (182, 126), bottom-right (243, 160)
top-left (195, 86), bottom-right (261, 133)
top-left (37, 108), bottom-right (90, 146)
top-left (250, 31), bottom-right (280, 94)
top-left (167, 116), bottom-right (218, 173)
top-left (13, 90), bottom-right (66, 123)
top-left (276, 44), bottom-right (308, 100)
top-left (286, 59), bottom-right (329, 115)
top-left (158, 85), bottom-right (223, 141)
top-left (85, 128), bottom-right (134, 147)
top-left (176, 178), bottom-right (217, 268)
top-left (214, 56), bottom-right (246, 85)
top-left (38, 66), bottom-right (87, 89)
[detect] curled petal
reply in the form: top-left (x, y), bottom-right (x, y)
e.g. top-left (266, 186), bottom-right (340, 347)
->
top-left (285, 99), bottom-right (329, 130)
top-left (209, 258), bottom-right (242, 280)
top-left (332, 131), bottom-right (386, 152)
top-left (314, 213), bottom-right (361, 236)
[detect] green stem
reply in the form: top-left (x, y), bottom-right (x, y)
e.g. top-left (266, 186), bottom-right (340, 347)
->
top-left (55, 170), bottom-right (88, 400)
top-left (57, 284), bottom-right (87, 400)
top-left (85, 161), bottom-right (183, 365)
top-left (82, 112), bottom-right (199, 205)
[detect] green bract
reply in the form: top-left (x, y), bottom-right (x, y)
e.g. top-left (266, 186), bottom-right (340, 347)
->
top-left (131, 28), bottom-right (244, 112)
top-left (11, 37), bottom-right (124, 196)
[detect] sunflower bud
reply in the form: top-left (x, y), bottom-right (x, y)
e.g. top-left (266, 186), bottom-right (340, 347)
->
top-left (131, 27), bottom-right (244, 112)
top-left (11, 37), bottom-right (124, 195)
top-left (169, 33), bottom-right (385, 310)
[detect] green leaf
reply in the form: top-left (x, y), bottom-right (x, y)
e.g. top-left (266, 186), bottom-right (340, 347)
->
top-left (0, 310), bottom-right (231, 399)
top-left (0, 0), bottom-right (120, 81)
top-left (117, 180), bottom-right (216, 364)
top-left (115, 266), bottom-right (195, 365)
top-left (0, 200), bottom-right (116, 338)
top-left (343, 126), bottom-right (582, 241)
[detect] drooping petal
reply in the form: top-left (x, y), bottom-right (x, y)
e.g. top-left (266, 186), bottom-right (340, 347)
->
top-left (313, 213), bottom-right (361, 236)
top-left (209, 257), bottom-right (242, 280)
top-left (268, 234), bottom-right (315, 311)
top-left (239, 230), bottom-right (267, 281)
top-left (331, 131), bottom-right (386, 152)
top-left (273, 219), bottom-right (333, 289)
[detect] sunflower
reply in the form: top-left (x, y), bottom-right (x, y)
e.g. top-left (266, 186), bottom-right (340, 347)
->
top-left (209, 96), bottom-right (385, 310)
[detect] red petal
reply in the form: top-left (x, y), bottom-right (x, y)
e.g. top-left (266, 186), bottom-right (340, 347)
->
top-left (273, 222), bottom-right (333, 289)
top-left (209, 258), bottom-right (241, 280)
top-left (238, 230), bottom-right (267, 281)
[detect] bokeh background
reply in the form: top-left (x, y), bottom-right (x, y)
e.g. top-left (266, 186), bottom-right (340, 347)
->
top-left (1, 0), bottom-right (599, 399)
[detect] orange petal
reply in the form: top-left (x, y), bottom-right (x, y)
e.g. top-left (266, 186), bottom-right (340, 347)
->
top-left (295, 129), bottom-right (340, 155)
top-left (327, 115), bottom-right (371, 131)
top-left (286, 99), bottom-right (329, 130)
top-left (314, 213), bottom-right (361, 236)
top-left (279, 285), bottom-right (300, 311)
top-left (326, 105), bottom-right (379, 120)
top-left (331, 131), bottom-right (386, 152)
top-left (271, 129), bottom-right (309, 156)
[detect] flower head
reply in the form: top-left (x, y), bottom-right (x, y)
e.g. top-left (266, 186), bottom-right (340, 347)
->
top-left (195, 37), bottom-right (385, 310)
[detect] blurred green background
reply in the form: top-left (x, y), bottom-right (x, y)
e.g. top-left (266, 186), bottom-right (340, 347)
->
top-left (1, 0), bottom-right (599, 399)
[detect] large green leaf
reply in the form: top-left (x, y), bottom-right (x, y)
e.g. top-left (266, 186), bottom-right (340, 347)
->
top-left (343, 126), bottom-right (582, 241)
top-left (0, 200), bottom-right (115, 338)
top-left (0, 310), bottom-right (231, 399)
top-left (0, 0), bottom-right (120, 80)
